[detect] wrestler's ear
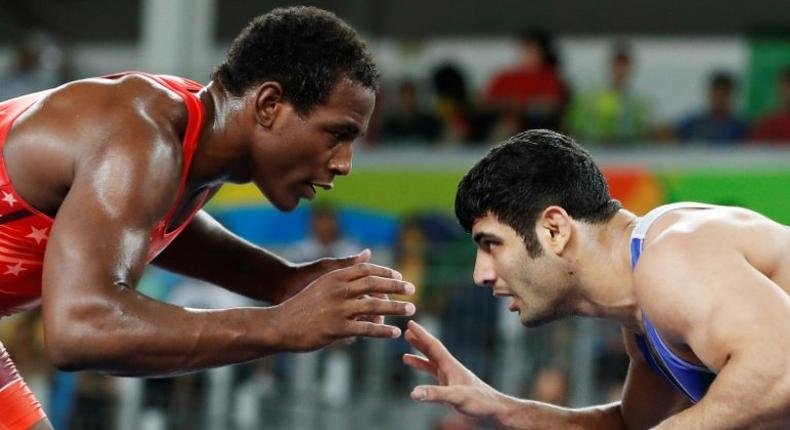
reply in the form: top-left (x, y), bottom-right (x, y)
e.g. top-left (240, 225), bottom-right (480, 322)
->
top-left (536, 205), bottom-right (572, 256)
top-left (253, 81), bottom-right (284, 129)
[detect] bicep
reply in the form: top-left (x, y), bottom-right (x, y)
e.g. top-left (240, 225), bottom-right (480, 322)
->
top-left (633, 236), bottom-right (790, 426)
top-left (41, 129), bottom-right (179, 329)
top-left (636, 237), bottom-right (790, 373)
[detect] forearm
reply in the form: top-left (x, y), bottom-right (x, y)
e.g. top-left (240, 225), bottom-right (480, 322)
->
top-left (651, 383), bottom-right (789, 429)
top-left (45, 286), bottom-right (289, 376)
top-left (496, 397), bottom-right (626, 430)
top-left (651, 354), bottom-right (790, 430)
top-left (152, 210), bottom-right (293, 302)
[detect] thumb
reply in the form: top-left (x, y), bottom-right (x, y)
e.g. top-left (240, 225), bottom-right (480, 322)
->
top-left (331, 249), bottom-right (370, 269)
top-left (411, 385), bottom-right (467, 407)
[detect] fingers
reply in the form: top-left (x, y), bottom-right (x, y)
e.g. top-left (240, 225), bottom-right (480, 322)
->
top-left (405, 320), bottom-right (455, 365)
top-left (368, 292), bottom-right (389, 300)
top-left (352, 249), bottom-right (371, 264)
top-left (347, 276), bottom-right (414, 297)
top-left (411, 385), bottom-right (468, 406)
top-left (333, 263), bottom-right (403, 282)
top-left (344, 321), bottom-right (401, 339)
top-left (365, 293), bottom-right (389, 325)
top-left (349, 297), bottom-right (415, 317)
top-left (402, 353), bottom-right (438, 378)
top-left (335, 249), bottom-right (370, 267)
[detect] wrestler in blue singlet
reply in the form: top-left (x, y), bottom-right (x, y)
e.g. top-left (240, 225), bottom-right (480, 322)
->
top-left (630, 202), bottom-right (717, 404)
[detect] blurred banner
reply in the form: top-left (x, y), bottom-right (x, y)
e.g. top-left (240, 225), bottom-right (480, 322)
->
top-left (207, 148), bottom-right (790, 248)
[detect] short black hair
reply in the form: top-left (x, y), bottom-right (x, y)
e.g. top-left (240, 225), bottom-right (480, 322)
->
top-left (212, 6), bottom-right (379, 114)
top-left (709, 71), bottom-right (736, 92)
top-left (455, 130), bottom-right (621, 257)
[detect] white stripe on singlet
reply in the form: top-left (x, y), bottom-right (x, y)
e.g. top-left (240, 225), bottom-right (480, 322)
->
top-left (632, 202), bottom-right (716, 243)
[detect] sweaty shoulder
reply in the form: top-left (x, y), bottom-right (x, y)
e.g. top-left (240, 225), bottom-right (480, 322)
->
top-left (29, 73), bottom-right (187, 150)
top-left (632, 206), bottom-right (787, 339)
top-left (637, 207), bottom-right (787, 282)
top-left (5, 74), bottom-right (190, 217)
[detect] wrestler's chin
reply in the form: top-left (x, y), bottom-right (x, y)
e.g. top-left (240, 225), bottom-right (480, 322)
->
top-left (266, 191), bottom-right (301, 212)
top-left (520, 307), bottom-right (563, 328)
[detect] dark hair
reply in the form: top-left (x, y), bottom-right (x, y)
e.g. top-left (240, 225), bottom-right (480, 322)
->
top-left (709, 71), bottom-right (736, 92)
top-left (212, 6), bottom-right (379, 114)
top-left (455, 130), bottom-right (621, 257)
top-left (433, 63), bottom-right (469, 104)
top-left (518, 28), bottom-right (560, 67)
top-left (611, 42), bottom-right (632, 64)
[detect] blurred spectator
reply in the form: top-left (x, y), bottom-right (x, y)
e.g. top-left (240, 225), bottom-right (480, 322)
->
top-left (676, 71), bottom-right (749, 145)
top-left (566, 43), bottom-right (651, 145)
top-left (387, 218), bottom-right (431, 392)
top-left (750, 67), bottom-right (790, 144)
top-left (433, 63), bottom-right (487, 144)
top-left (379, 80), bottom-right (442, 144)
top-left (483, 29), bottom-right (569, 139)
top-left (529, 368), bottom-right (569, 406)
top-left (283, 203), bottom-right (362, 260)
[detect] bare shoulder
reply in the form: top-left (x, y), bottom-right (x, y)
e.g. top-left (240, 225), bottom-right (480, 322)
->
top-left (6, 74), bottom-right (190, 216)
top-left (62, 75), bottom-right (189, 219)
top-left (635, 206), bottom-right (787, 285)
top-left (39, 73), bottom-right (188, 141)
top-left (632, 205), bottom-right (785, 342)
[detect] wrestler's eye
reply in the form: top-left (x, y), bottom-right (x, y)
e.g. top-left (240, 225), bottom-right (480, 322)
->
top-left (481, 239), bottom-right (498, 252)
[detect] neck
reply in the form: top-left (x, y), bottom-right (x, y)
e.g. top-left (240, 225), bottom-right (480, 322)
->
top-left (571, 210), bottom-right (643, 331)
top-left (187, 81), bottom-right (252, 189)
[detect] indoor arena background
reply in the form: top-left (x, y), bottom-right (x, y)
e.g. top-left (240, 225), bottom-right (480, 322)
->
top-left (1, 1), bottom-right (789, 429)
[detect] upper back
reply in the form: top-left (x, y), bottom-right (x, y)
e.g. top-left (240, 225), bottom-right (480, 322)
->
top-left (2, 73), bottom-right (194, 217)
top-left (0, 73), bottom-right (207, 316)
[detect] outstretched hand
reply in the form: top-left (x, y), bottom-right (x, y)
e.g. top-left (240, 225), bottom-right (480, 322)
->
top-left (275, 249), bottom-right (372, 302)
top-left (271, 261), bottom-right (415, 352)
top-left (403, 320), bottom-right (512, 428)
top-left (278, 249), bottom-right (391, 326)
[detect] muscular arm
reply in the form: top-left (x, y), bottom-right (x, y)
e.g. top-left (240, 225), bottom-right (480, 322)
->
top-left (36, 78), bottom-right (414, 377)
top-left (404, 321), bottom-right (687, 430)
top-left (634, 234), bottom-right (790, 429)
top-left (490, 329), bottom-right (687, 430)
top-left (41, 111), bottom-right (285, 376)
top-left (151, 209), bottom-right (295, 302)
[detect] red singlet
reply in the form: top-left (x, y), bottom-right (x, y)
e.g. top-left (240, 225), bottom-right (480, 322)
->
top-left (0, 72), bottom-right (208, 317)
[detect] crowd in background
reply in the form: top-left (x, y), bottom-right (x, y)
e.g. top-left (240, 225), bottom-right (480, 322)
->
top-left (3, 30), bottom-right (790, 148)
top-left (374, 30), bottom-right (790, 147)
top-left (0, 28), bottom-right (788, 430)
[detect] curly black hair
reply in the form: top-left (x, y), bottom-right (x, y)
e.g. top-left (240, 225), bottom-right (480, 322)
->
top-left (212, 6), bottom-right (379, 114)
top-left (455, 130), bottom-right (621, 257)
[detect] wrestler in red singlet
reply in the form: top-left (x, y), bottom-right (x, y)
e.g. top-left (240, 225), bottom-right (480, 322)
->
top-left (0, 73), bottom-right (207, 317)
top-left (0, 72), bottom-right (208, 429)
